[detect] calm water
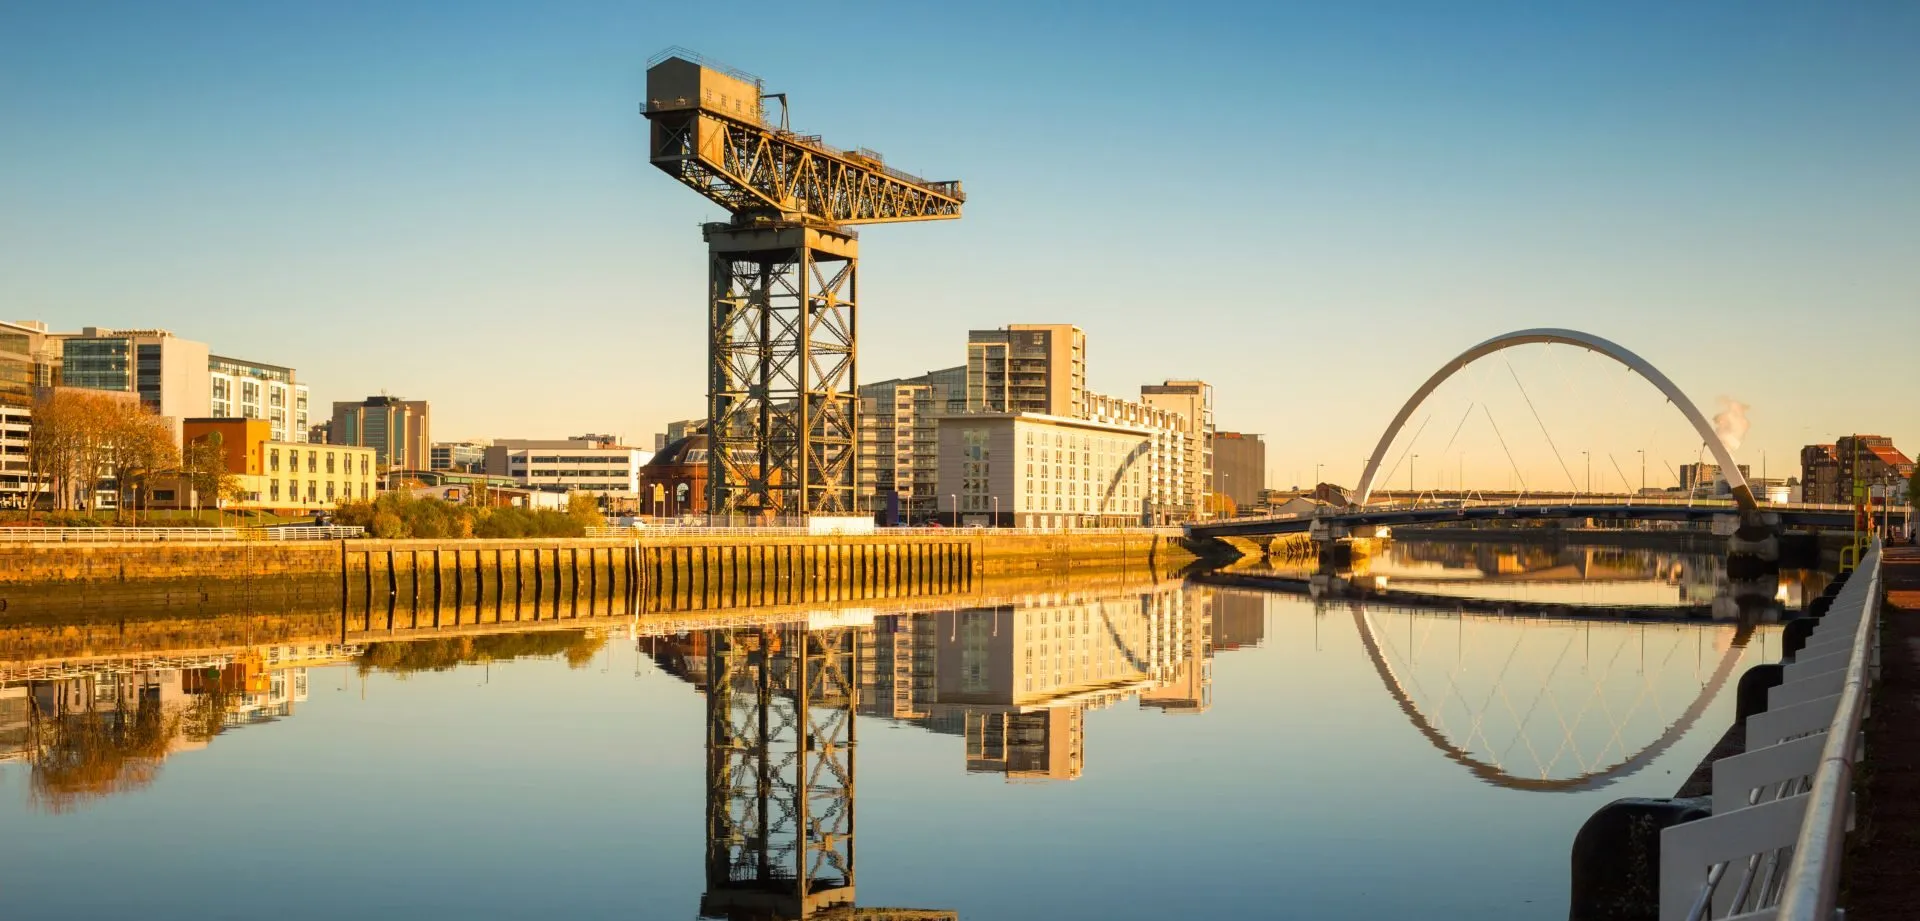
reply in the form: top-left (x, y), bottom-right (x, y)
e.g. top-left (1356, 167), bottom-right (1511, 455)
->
top-left (0, 539), bottom-right (1798, 920)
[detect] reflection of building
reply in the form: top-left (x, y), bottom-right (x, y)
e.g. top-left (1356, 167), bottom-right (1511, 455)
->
top-left (1210, 591), bottom-right (1267, 651)
top-left (0, 642), bottom-right (357, 795)
top-left (865, 585), bottom-right (1210, 781)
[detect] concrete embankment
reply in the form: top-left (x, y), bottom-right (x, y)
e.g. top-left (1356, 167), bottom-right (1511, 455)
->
top-left (0, 529), bottom-right (1213, 619)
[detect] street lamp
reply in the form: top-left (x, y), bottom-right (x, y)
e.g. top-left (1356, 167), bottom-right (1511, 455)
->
top-left (1410, 454), bottom-right (1418, 499)
top-left (1581, 450), bottom-right (1591, 496)
top-left (1636, 449), bottom-right (1646, 495)
top-left (950, 493), bottom-right (958, 528)
top-left (992, 495), bottom-right (999, 528)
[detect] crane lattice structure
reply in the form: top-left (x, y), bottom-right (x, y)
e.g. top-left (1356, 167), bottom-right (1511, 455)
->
top-left (642, 48), bottom-right (965, 516)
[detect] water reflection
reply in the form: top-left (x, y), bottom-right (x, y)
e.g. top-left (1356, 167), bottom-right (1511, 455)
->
top-left (0, 539), bottom-right (1800, 919)
top-left (1, 644), bottom-right (348, 812)
top-left (1241, 536), bottom-right (1823, 620)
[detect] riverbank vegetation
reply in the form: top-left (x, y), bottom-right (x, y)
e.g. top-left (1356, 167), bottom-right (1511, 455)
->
top-left (331, 491), bottom-right (603, 539)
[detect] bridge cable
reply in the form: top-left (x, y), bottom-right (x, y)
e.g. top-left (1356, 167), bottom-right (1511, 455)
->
top-left (1480, 404), bottom-right (1529, 493)
top-left (1438, 401), bottom-right (1477, 464)
top-left (1504, 356), bottom-right (1581, 493)
top-left (1608, 453), bottom-right (1633, 494)
top-left (1377, 413), bottom-right (1433, 495)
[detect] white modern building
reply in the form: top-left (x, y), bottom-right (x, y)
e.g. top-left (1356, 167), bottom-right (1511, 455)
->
top-left (209, 355), bottom-right (310, 443)
top-left (484, 436), bottom-right (652, 507)
top-left (935, 412), bottom-right (1169, 528)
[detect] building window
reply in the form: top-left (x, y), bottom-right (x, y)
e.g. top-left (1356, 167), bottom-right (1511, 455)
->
top-left (326, 453), bottom-right (335, 474)
top-left (271, 481), bottom-right (280, 501)
top-left (307, 481), bottom-right (317, 502)
top-left (270, 449), bottom-right (279, 472)
top-left (327, 481), bottom-right (336, 501)
top-left (307, 452), bottom-right (316, 473)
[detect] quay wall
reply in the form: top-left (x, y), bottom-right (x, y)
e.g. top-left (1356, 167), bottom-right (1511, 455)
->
top-left (0, 531), bottom-right (1205, 618)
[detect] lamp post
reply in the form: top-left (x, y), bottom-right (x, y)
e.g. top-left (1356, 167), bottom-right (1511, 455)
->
top-left (1636, 449), bottom-right (1646, 495)
top-left (1581, 451), bottom-right (1591, 497)
top-left (1410, 454), bottom-right (1418, 499)
top-left (950, 493), bottom-right (958, 528)
top-left (992, 495), bottom-right (999, 528)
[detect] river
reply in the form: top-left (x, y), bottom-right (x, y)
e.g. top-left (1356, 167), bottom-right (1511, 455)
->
top-left (0, 537), bottom-right (1809, 920)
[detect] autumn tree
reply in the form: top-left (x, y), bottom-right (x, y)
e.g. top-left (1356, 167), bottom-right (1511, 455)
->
top-left (96, 399), bottom-right (178, 523)
top-left (27, 390), bottom-right (179, 520)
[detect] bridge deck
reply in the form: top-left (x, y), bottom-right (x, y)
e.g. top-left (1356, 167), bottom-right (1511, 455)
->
top-left (1189, 499), bottom-right (1902, 540)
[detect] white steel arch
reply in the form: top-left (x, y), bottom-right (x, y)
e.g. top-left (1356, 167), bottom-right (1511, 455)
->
top-left (1351, 328), bottom-right (1756, 511)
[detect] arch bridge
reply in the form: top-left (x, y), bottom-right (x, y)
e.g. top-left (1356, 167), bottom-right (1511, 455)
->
top-left (1190, 328), bottom-right (1904, 542)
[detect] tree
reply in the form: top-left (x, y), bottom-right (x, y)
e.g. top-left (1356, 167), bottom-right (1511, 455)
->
top-left (27, 389), bottom-right (112, 513)
top-left (181, 431), bottom-right (241, 522)
top-left (1205, 492), bottom-right (1238, 518)
top-left (567, 492), bottom-right (605, 530)
top-left (95, 400), bottom-right (178, 524)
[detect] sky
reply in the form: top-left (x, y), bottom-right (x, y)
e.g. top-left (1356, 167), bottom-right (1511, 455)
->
top-left (3, 2), bottom-right (1915, 491)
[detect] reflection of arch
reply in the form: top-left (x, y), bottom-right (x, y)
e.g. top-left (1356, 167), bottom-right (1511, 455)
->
top-left (1349, 604), bottom-right (1754, 792)
top-left (1352, 329), bottom-right (1755, 511)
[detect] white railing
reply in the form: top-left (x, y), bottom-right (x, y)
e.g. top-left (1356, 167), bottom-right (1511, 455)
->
top-left (0, 525), bottom-right (365, 542)
top-left (1658, 540), bottom-right (1881, 920)
top-left (1209, 496), bottom-right (1869, 528)
top-left (589, 525), bottom-right (1174, 539)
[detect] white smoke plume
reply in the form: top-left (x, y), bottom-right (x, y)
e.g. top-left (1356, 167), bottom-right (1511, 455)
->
top-left (1713, 397), bottom-right (1750, 451)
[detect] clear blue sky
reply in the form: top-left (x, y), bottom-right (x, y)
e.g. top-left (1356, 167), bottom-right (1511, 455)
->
top-left (3, 2), bottom-right (1914, 489)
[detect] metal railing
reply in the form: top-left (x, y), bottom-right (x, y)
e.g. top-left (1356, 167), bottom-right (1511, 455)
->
top-left (1658, 540), bottom-right (1881, 919)
top-left (588, 524), bottom-right (1174, 540)
top-left (0, 525), bottom-right (365, 542)
top-left (1208, 495), bottom-right (1866, 528)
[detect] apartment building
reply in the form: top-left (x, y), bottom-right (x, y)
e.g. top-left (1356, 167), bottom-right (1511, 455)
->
top-left (167, 418), bottom-right (378, 511)
top-left (937, 411), bottom-right (1178, 528)
top-left (1802, 435), bottom-right (1914, 505)
top-left (209, 355), bottom-right (310, 443)
top-left (965, 324), bottom-right (1086, 416)
top-left (1140, 380), bottom-right (1215, 518)
top-left (857, 366), bottom-right (965, 522)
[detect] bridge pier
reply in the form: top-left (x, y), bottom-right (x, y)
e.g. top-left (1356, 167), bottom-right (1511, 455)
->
top-left (1726, 512), bottom-right (1782, 582)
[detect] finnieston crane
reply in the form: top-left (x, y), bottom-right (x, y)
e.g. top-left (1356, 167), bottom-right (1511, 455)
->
top-left (641, 48), bottom-right (964, 517)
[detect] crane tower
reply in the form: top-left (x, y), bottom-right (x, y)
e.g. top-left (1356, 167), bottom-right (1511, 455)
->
top-left (642, 48), bottom-right (964, 516)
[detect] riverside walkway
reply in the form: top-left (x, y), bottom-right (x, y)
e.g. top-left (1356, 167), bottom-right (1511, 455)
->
top-left (1843, 545), bottom-right (1920, 919)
